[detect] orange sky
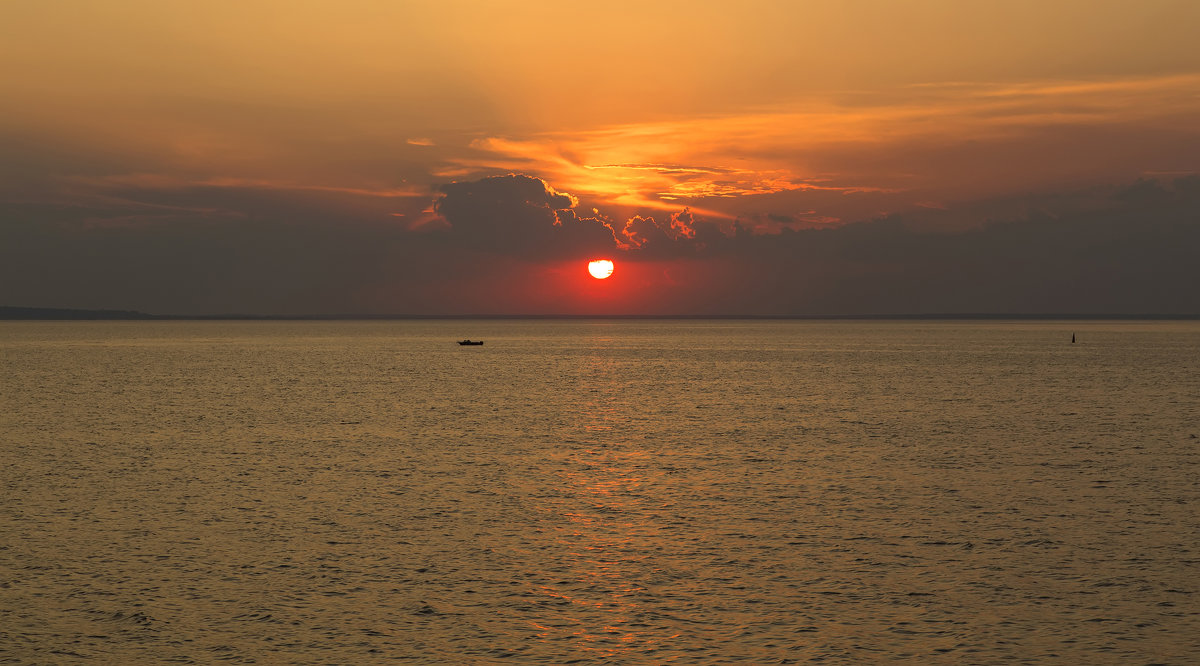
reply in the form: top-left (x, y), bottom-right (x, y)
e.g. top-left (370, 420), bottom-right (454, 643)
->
top-left (2, 1), bottom-right (1200, 314)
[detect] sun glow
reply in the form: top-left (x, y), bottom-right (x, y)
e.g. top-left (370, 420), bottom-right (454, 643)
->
top-left (587, 259), bottom-right (615, 279)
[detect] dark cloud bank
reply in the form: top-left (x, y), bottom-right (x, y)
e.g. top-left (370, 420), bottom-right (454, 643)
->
top-left (433, 174), bottom-right (616, 258)
top-left (2, 172), bottom-right (1199, 315)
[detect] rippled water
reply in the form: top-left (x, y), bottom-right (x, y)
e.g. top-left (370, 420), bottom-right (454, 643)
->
top-left (2, 320), bottom-right (1198, 663)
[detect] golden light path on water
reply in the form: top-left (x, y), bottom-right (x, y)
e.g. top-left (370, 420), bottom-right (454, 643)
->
top-left (545, 450), bottom-right (667, 660)
top-left (531, 334), bottom-right (659, 658)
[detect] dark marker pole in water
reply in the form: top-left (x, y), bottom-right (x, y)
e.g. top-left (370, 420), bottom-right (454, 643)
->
top-left (1072, 333), bottom-right (1076, 343)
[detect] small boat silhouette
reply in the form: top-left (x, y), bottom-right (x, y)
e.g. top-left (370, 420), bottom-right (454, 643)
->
top-left (458, 339), bottom-right (484, 346)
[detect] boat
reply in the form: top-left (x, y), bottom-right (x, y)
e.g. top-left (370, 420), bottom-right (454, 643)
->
top-left (458, 339), bottom-right (484, 346)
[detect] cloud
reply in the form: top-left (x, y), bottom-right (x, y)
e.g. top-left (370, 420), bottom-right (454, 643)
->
top-left (614, 206), bottom-right (741, 256)
top-left (619, 215), bottom-right (656, 249)
top-left (432, 173), bottom-right (618, 258)
top-left (668, 208), bottom-right (697, 240)
top-left (438, 74), bottom-right (1200, 231)
top-left (85, 174), bottom-right (430, 199)
top-left (617, 209), bottom-right (695, 251)
top-left (583, 175), bottom-right (1200, 313)
top-left (2, 155), bottom-right (1198, 315)
top-left (703, 177), bottom-right (1200, 314)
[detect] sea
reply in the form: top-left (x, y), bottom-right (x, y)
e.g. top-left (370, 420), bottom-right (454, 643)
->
top-left (1, 319), bottom-right (1197, 664)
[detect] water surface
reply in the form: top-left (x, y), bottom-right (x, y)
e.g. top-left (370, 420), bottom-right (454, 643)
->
top-left (2, 320), bottom-right (1197, 662)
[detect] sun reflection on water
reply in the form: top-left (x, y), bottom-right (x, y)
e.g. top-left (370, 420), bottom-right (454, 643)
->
top-left (524, 332), bottom-right (685, 659)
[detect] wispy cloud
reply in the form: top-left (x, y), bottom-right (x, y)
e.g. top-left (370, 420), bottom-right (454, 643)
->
top-left (79, 174), bottom-right (430, 199)
top-left (444, 73), bottom-right (1200, 228)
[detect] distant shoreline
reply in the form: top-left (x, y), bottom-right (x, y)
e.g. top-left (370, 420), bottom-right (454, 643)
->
top-left (3, 306), bottom-right (1199, 321)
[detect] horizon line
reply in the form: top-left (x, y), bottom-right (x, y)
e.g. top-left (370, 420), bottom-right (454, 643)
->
top-left (3, 306), bottom-right (1200, 321)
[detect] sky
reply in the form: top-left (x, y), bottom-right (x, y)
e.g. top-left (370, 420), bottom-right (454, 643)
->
top-left (2, 0), bottom-right (1199, 315)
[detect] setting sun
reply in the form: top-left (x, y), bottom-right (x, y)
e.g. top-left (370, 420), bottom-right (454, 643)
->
top-left (587, 259), bottom-right (614, 279)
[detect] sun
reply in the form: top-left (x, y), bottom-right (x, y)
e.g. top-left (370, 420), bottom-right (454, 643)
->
top-left (587, 259), bottom-right (615, 279)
